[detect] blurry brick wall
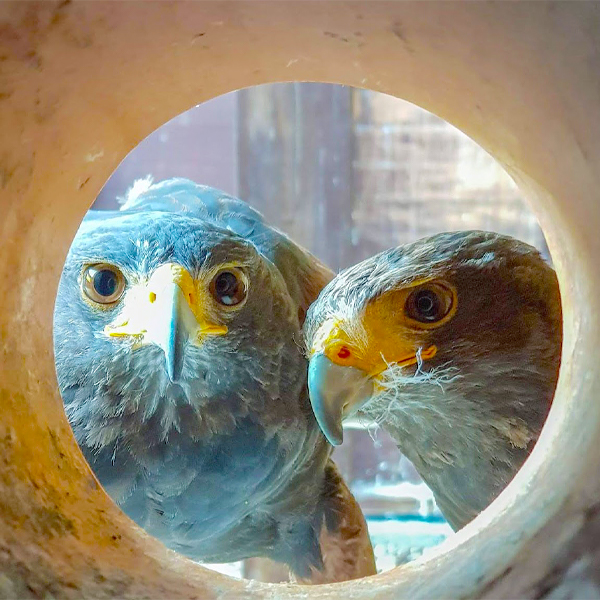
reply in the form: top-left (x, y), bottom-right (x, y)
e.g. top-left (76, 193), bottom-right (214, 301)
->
top-left (95, 94), bottom-right (238, 208)
top-left (350, 90), bottom-right (548, 263)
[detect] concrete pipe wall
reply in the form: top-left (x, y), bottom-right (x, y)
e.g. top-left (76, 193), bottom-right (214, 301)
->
top-left (0, 2), bottom-right (598, 598)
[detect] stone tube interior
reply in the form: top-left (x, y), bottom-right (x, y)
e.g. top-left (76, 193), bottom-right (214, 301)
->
top-left (1, 2), bottom-right (599, 598)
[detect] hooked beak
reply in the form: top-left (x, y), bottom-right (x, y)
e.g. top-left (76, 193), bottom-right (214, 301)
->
top-left (308, 353), bottom-right (374, 446)
top-left (105, 263), bottom-right (227, 383)
top-left (146, 280), bottom-right (197, 383)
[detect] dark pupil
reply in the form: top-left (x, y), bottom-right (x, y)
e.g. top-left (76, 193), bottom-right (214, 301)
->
top-left (93, 269), bottom-right (118, 297)
top-left (415, 290), bottom-right (440, 319)
top-left (215, 272), bottom-right (238, 298)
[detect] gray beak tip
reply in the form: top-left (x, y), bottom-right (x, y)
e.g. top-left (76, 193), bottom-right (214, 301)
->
top-left (326, 428), bottom-right (344, 447)
top-left (308, 353), bottom-right (373, 447)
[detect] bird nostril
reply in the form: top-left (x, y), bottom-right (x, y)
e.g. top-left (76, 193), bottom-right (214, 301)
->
top-left (149, 292), bottom-right (156, 303)
top-left (337, 346), bottom-right (351, 360)
top-left (188, 293), bottom-right (194, 304)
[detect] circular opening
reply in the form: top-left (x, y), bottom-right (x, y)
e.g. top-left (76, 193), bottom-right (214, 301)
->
top-left (53, 83), bottom-right (560, 584)
top-left (6, 5), bottom-right (599, 598)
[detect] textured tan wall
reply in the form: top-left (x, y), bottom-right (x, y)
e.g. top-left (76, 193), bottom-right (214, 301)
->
top-left (1, 2), bottom-right (599, 597)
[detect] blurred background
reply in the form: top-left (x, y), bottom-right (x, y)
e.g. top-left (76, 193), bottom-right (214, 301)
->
top-left (93, 82), bottom-right (547, 580)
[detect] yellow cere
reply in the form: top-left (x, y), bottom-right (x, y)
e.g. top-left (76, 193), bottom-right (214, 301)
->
top-left (312, 282), bottom-right (457, 378)
top-left (311, 318), bottom-right (370, 370)
top-left (104, 262), bottom-right (227, 346)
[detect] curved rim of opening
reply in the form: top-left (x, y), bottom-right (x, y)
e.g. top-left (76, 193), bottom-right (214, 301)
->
top-left (1, 3), bottom-right (597, 598)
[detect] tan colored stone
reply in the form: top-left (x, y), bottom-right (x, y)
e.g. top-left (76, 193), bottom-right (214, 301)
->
top-left (0, 2), bottom-right (598, 597)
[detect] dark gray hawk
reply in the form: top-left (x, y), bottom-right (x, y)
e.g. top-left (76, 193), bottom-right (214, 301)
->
top-left (304, 231), bottom-right (561, 530)
top-left (54, 178), bottom-right (376, 582)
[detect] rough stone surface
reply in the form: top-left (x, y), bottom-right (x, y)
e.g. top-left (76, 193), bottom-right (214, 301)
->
top-left (1, 1), bottom-right (599, 598)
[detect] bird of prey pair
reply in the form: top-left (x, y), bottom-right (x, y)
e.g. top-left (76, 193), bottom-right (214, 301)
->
top-left (54, 177), bottom-right (561, 580)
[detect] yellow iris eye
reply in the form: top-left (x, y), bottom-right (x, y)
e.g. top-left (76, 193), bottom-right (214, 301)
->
top-left (82, 264), bottom-right (126, 305)
top-left (405, 283), bottom-right (455, 324)
top-left (209, 267), bottom-right (248, 308)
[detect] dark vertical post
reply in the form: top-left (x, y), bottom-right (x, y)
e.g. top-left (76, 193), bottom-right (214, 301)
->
top-left (237, 83), bottom-right (354, 272)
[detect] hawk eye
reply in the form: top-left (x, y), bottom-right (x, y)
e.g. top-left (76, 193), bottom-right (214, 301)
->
top-left (209, 268), bottom-right (247, 307)
top-left (405, 284), bottom-right (454, 324)
top-left (82, 264), bottom-right (126, 304)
